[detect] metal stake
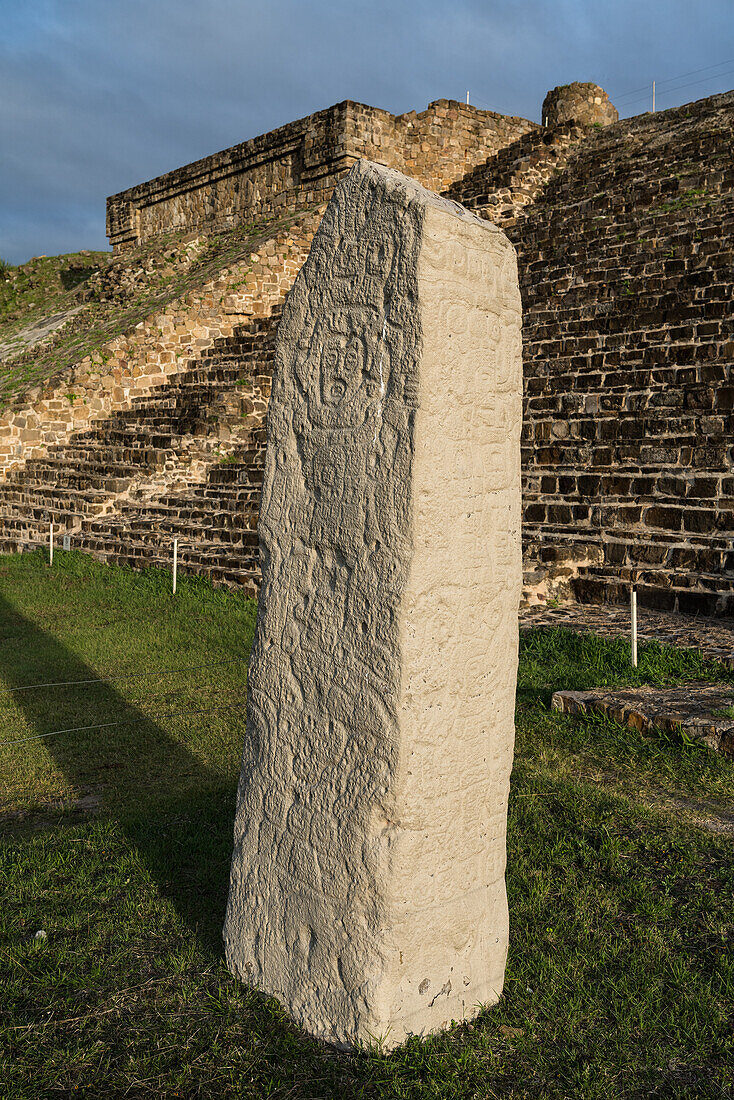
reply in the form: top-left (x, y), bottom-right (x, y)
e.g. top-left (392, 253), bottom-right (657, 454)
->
top-left (173, 537), bottom-right (178, 596)
top-left (631, 585), bottom-right (638, 667)
top-left (49, 521), bottom-right (54, 566)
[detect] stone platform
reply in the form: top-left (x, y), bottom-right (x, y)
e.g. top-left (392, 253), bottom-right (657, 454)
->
top-left (552, 685), bottom-right (734, 756)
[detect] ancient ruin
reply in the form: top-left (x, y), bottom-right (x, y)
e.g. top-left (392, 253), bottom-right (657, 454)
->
top-left (1, 84), bottom-right (733, 617)
top-left (106, 99), bottom-right (536, 250)
top-left (223, 161), bottom-right (523, 1047)
top-left (541, 81), bottom-right (618, 128)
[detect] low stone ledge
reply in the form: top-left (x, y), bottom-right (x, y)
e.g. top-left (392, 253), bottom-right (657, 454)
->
top-left (552, 686), bottom-right (734, 756)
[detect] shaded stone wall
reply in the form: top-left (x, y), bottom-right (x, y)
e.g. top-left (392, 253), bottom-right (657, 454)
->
top-left (445, 120), bottom-right (589, 230)
top-left (506, 91), bottom-right (734, 616)
top-left (107, 100), bottom-right (536, 251)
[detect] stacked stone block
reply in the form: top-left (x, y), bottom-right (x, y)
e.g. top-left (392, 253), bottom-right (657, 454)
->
top-left (0, 313), bottom-right (277, 596)
top-left (507, 91), bottom-right (734, 615)
top-left (445, 120), bottom-right (589, 230)
top-left (0, 216), bottom-right (318, 483)
top-left (541, 82), bottom-right (618, 128)
top-left (107, 100), bottom-right (536, 252)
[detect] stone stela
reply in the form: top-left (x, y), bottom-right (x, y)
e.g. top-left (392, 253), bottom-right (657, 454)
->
top-left (223, 160), bottom-right (523, 1048)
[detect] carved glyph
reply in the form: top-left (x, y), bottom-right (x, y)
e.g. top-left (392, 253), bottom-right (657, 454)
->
top-left (224, 160), bottom-right (523, 1049)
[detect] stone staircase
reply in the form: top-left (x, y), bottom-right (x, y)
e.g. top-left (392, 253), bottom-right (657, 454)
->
top-left (3, 91), bottom-right (733, 615)
top-left (445, 120), bottom-right (589, 229)
top-left (497, 91), bottom-right (734, 614)
top-left (0, 311), bottom-right (279, 595)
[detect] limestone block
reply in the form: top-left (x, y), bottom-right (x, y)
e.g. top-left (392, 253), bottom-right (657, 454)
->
top-left (224, 160), bottom-right (523, 1049)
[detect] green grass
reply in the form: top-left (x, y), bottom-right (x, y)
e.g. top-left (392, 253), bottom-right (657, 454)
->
top-left (1, 551), bottom-right (732, 1098)
top-left (0, 208), bottom-right (319, 413)
top-left (0, 251), bottom-right (110, 334)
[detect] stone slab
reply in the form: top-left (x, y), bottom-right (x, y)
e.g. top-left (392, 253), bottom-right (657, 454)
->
top-left (224, 160), bottom-right (523, 1048)
top-left (552, 685), bottom-right (734, 756)
top-left (0, 307), bottom-right (83, 363)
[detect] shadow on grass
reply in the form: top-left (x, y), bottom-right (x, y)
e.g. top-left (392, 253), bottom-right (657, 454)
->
top-left (0, 592), bottom-right (238, 955)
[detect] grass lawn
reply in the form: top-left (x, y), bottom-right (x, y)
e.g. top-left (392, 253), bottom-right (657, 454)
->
top-left (0, 550), bottom-right (732, 1098)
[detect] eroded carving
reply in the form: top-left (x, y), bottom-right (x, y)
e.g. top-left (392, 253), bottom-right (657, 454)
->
top-left (224, 160), bottom-right (523, 1049)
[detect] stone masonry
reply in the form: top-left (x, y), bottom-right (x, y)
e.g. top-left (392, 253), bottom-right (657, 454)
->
top-left (106, 100), bottom-right (536, 251)
top-left (0, 216), bottom-right (320, 586)
top-left (509, 91), bottom-right (734, 616)
top-left (542, 82), bottom-right (618, 128)
top-left (2, 85), bottom-right (733, 618)
top-left (223, 162), bottom-right (523, 1047)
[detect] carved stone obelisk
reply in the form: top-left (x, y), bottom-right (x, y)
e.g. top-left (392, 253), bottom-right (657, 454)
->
top-left (224, 160), bottom-right (523, 1049)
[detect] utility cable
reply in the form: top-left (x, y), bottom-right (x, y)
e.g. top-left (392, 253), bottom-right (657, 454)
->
top-left (650, 67), bottom-right (734, 101)
top-left (615, 67), bottom-right (734, 111)
top-left (612, 56), bottom-right (734, 101)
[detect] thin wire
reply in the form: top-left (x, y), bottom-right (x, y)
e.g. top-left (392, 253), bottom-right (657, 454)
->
top-left (1, 657), bottom-right (246, 695)
top-left (613, 69), bottom-right (734, 113)
top-left (612, 56), bottom-right (734, 100)
top-left (0, 702), bottom-right (244, 748)
top-left (653, 67), bottom-right (734, 100)
top-left (613, 82), bottom-right (657, 102)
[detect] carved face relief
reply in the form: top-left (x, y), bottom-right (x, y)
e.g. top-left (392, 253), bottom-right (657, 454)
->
top-left (320, 335), bottom-right (365, 409)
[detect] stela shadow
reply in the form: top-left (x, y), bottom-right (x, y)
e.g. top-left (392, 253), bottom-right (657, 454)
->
top-left (0, 591), bottom-right (241, 955)
top-left (0, 590), bottom-right (432, 1090)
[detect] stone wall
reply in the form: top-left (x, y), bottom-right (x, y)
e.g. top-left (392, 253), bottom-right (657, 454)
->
top-left (504, 91), bottom-right (734, 616)
top-left (9, 85), bottom-right (734, 618)
top-left (107, 100), bottom-right (536, 251)
top-left (446, 119), bottom-right (589, 230)
top-left (0, 215), bottom-right (320, 481)
top-left (542, 82), bottom-right (618, 128)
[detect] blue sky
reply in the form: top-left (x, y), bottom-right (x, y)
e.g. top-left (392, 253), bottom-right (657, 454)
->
top-left (2, 0), bottom-right (734, 264)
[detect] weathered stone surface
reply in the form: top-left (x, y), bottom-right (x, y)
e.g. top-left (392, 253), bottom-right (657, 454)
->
top-left (542, 82), bottom-right (618, 128)
top-left (223, 161), bottom-right (523, 1048)
top-left (552, 685), bottom-right (734, 757)
top-left (497, 90), bottom-right (734, 616)
top-left (106, 100), bottom-right (537, 251)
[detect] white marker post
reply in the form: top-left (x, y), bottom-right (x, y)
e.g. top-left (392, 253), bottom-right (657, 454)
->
top-left (172, 537), bottom-right (178, 596)
top-left (49, 521), bottom-right (54, 566)
top-left (652, 80), bottom-right (656, 113)
top-left (631, 583), bottom-right (638, 667)
top-left (466, 90), bottom-right (470, 105)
